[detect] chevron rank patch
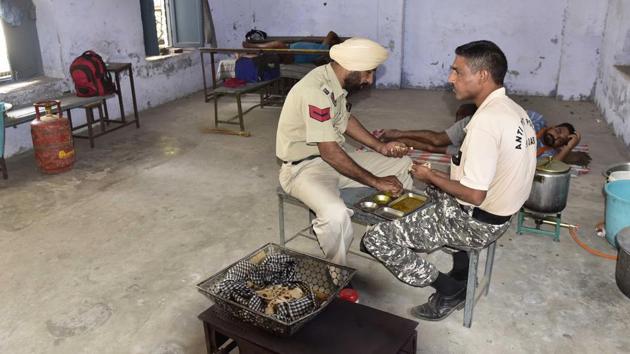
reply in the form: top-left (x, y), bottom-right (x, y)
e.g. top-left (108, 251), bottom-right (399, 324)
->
top-left (308, 105), bottom-right (331, 122)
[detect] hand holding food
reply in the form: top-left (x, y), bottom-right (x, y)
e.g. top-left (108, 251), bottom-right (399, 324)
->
top-left (379, 141), bottom-right (412, 158)
top-left (373, 175), bottom-right (403, 197)
top-left (410, 161), bottom-right (432, 183)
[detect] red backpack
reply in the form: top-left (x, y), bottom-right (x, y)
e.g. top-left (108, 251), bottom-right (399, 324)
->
top-left (69, 51), bottom-right (115, 97)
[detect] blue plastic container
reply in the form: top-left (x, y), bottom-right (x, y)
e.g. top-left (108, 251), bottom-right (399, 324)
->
top-left (605, 180), bottom-right (630, 247)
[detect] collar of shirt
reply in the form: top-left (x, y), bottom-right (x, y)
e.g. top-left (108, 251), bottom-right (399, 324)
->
top-left (323, 64), bottom-right (348, 101)
top-left (462, 87), bottom-right (506, 134)
top-left (476, 87), bottom-right (506, 111)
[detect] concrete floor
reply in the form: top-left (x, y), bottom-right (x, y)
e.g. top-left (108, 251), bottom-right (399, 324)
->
top-left (1, 88), bottom-right (629, 354)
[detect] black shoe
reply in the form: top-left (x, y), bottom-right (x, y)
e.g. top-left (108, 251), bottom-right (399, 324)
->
top-left (410, 288), bottom-right (466, 321)
top-left (447, 268), bottom-right (469, 282)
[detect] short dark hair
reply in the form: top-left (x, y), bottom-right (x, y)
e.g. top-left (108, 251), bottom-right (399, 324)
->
top-left (455, 40), bottom-right (508, 85)
top-left (325, 31), bottom-right (342, 46)
top-left (556, 122), bottom-right (576, 134)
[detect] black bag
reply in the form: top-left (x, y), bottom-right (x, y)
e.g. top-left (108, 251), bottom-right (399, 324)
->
top-left (245, 29), bottom-right (267, 42)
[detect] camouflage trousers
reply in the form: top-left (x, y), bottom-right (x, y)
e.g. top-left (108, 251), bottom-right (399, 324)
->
top-left (362, 186), bottom-right (511, 287)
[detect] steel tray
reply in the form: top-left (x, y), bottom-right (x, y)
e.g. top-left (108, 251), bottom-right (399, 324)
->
top-left (354, 190), bottom-right (431, 220)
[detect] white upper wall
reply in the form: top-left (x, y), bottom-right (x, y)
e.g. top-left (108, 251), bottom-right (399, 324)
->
top-left (211, 0), bottom-right (607, 98)
top-left (557, 0), bottom-right (609, 100)
top-left (34, 0), bottom-right (206, 108)
top-left (3, 0), bottom-right (207, 157)
top-left (594, 0), bottom-right (630, 144)
top-left (402, 0), bottom-right (607, 98)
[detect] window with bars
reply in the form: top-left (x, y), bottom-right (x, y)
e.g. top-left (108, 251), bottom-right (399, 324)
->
top-left (0, 0), bottom-right (43, 82)
top-left (140, 0), bottom-right (213, 57)
top-left (0, 21), bottom-right (11, 81)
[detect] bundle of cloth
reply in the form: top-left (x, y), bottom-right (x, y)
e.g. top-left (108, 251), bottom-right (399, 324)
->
top-left (213, 253), bottom-right (316, 322)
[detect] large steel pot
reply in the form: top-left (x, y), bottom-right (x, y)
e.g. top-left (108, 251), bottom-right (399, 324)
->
top-left (524, 158), bottom-right (571, 214)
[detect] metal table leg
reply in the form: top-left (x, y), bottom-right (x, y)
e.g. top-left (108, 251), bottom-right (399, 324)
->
top-left (114, 72), bottom-right (126, 123)
top-left (463, 250), bottom-right (479, 328)
top-left (278, 193), bottom-right (286, 246)
top-left (127, 66), bottom-right (140, 128)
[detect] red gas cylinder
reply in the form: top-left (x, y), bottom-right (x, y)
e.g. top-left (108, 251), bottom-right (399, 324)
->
top-left (30, 100), bottom-right (75, 174)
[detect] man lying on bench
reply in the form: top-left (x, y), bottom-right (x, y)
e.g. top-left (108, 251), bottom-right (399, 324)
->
top-left (243, 31), bottom-right (342, 65)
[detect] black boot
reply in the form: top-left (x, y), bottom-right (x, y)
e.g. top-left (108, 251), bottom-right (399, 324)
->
top-left (410, 287), bottom-right (466, 321)
top-left (448, 251), bottom-right (469, 281)
top-left (411, 272), bottom-right (466, 321)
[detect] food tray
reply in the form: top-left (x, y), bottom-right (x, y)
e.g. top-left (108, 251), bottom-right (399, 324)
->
top-left (354, 190), bottom-right (431, 220)
top-left (196, 243), bottom-right (356, 336)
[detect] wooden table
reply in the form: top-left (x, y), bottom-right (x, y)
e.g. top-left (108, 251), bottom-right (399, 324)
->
top-left (198, 299), bottom-right (418, 354)
top-left (105, 62), bottom-right (140, 128)
top-left (199, 47), bottom-right (330, 102)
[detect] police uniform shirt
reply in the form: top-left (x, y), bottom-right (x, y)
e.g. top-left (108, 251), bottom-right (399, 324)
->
top-left (276, 64), bottom-right (350, 162)
top-left (450, 88), bottom-right (537, 216)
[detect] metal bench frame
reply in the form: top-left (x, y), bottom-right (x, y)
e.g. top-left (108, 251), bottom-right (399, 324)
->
top-left (277, 186), bottom-right (498, 328)
top-left (207, 79), bottom-right (281, 137)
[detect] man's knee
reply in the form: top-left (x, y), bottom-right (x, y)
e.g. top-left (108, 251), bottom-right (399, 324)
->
top-left (315, 203), bottom-right (351, 229)
top-left (361, 228), bottom-right (385, 252)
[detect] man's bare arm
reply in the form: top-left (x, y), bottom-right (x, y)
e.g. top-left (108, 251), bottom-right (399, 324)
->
top-left (345, 115), bottom-right (410, 157)
top-left (385, 130), bottom-right (452, 147)
top-left (318, 141), bottom-right (403, 195)
top-left (553, 132), bottom-right (581, 162)
top-left (344, 115), bottom-right (385, 152)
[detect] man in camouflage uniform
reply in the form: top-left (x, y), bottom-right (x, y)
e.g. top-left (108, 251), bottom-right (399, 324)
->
top-left (276, 38), bottom-right (413, 267)
top-left (362, 40), bottom-right (537, 321)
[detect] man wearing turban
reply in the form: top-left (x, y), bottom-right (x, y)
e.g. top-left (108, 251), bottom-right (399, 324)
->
top-left (276, 38), bottom-right (413, 267)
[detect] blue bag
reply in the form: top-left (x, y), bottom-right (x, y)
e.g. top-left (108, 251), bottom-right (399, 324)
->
top-left (235, 54), bottom-right (280, 83)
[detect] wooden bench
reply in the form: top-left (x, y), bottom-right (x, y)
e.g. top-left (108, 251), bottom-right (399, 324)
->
top-left (199, 47), bottom-right (330, 136)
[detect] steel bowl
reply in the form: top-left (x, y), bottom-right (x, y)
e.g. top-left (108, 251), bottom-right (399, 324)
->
top-left (603, 162), bottom-right (630, 177)
top-left (373, 194), bottom-right (391, 205)
top-left (359, 201), bottom-right (378, 210)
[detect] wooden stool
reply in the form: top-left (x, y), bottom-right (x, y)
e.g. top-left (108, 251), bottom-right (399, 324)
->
top-left (199, 299), bottom-right (418, 354)
top-left (67, 101), bottom-right (107, 148)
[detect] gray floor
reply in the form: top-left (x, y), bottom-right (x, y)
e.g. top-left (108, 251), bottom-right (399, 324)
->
top-left (1, 89), bottom-right (629, 354)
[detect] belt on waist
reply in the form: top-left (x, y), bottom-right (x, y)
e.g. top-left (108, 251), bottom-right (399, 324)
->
top-left (283, 155), bottom-right (320, 165)
top-left (459, 204), bottom-right (511, 225)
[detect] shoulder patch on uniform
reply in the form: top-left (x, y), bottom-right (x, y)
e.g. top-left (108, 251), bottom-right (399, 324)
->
top-left (308, 105), bottom-right (331, 122)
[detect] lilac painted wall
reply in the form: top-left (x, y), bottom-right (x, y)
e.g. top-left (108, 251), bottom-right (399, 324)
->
top-left (211, 1), bottom-right (607, 99)
top-left (594, 0), bottom-right (630, 145)
top-left (210, 0), bottom-right (405, 88)
top-left (3, 0), bottom-right (208, 157)
top-left (401, 0), bottom-right (606, 98)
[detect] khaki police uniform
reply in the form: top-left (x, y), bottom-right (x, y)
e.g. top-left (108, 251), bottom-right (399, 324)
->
top-left (276, 64), bottom-right (413, 265)
top-left (363, 88), bottom-right (537, 287)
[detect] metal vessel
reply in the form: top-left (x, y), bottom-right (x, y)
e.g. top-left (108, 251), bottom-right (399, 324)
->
top-left (524, 158), bottom-right (571, 214)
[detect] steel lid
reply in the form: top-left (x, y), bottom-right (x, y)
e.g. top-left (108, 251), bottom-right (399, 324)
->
top-left (536, 158), bottom-right (571, 174)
